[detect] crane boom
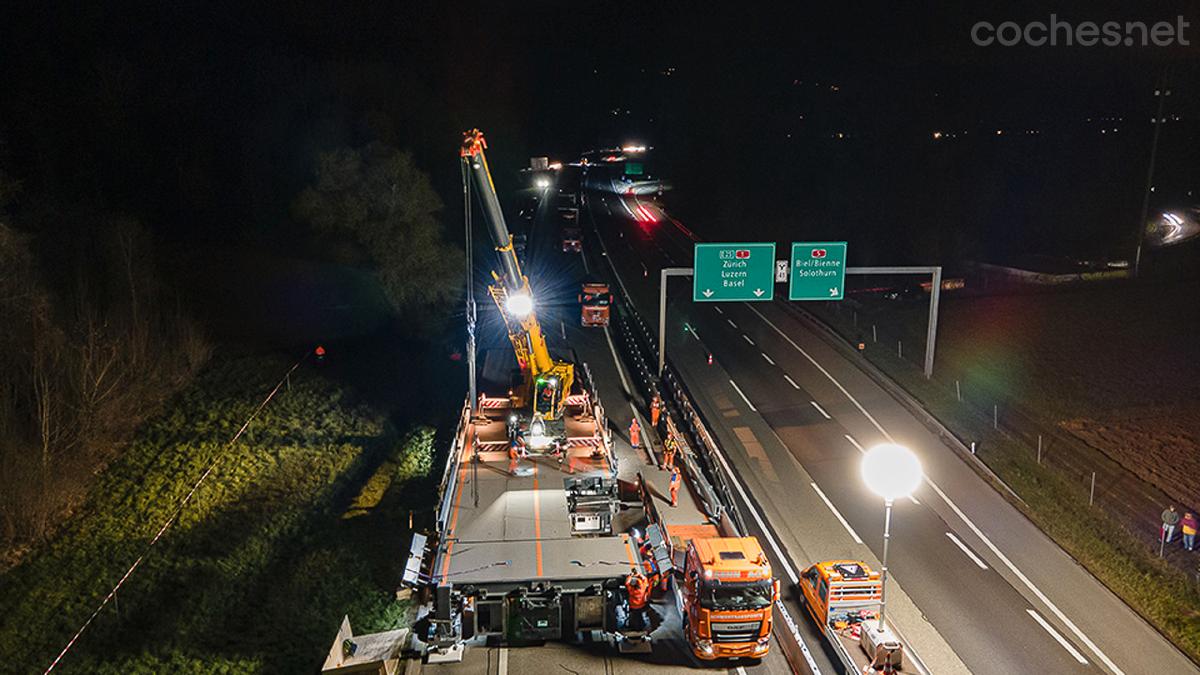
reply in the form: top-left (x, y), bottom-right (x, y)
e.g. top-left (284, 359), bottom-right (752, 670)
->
top-left (461, 129), bottom-right (574, 420)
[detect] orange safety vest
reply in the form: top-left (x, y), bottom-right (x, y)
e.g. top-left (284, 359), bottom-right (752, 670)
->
top-left (626, 574), bottom-right (650, 609)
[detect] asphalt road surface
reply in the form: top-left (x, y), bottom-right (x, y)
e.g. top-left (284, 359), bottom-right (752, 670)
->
top-left (582, 187), bottom-right (1198, 675)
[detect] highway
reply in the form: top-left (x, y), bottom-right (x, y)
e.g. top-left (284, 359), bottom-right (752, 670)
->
top-left (582, 186), bottom-right (1199, 675)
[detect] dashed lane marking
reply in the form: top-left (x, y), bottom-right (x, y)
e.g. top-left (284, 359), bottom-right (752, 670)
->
top-left (729, 380), bottom-right (757, 412)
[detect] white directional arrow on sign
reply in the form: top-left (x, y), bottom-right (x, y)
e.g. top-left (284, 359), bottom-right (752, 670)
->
top-left (753, 288), bottom-right (764, 297)
top-left (829, 287), bottom-right (839, 297)
top-left (703, 289), bottom-right (714, 298)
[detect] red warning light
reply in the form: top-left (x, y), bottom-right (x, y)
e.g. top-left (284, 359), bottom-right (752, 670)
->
top-left (315, 345), bottom-right (326, 358)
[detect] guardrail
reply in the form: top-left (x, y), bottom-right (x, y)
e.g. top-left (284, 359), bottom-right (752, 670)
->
top-left (610, 300), bottom-right (746, 530)
top-left (435, 396), bottom-right (473, 535)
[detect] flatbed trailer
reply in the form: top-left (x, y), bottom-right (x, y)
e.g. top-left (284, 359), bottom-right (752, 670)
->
top-left (421, 350), bottom-right (631, 650)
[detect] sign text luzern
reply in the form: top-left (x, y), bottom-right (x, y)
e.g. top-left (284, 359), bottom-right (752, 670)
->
top-left (693, 243), bottom-right (776, 302)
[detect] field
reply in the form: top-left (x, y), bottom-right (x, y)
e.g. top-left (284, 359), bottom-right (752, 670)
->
top-left (0, 353), bottom-right (444, 674)
top-left (825, 280), bottom-right (1200, 504)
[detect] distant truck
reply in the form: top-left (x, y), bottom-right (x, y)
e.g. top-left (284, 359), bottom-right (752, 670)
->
top-left (673, 524), bottom-right (776, 660)
top-left (579, 281), bottom-right (612, 327)
top-left (562, 226), bottom-right (582, 253)
top-left (799, 560), bottom-right (905, 673)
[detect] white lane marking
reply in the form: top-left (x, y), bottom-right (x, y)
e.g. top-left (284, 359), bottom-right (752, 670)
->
top-left (735, 668), bottom-right (748, 675)
top-left (810, 400), bottom-right (831, 420)
top-left (751, 304), bottom-right (1123, 674)
top-left (499, 647), bottom-right (509, 675)
top-left (727, 318), bottom-right (738, 329)
top-left (762, 352), bottom-right (776, 365)
top-left (945, 531), bottom-right (989, 570)
top-left (784, 374), bottom-right (801, 389)
top-left (746, 305), bottom-right (893, 441)
top-left (603, 327), bottom-right (633, 395)
top-left (929, 481), bottom-right (1121, 674)
top-left (714, 306), bottom-right (724, 315)
top-left (706, 423), bottom-right (798, 584)
top-left (729, 380), bottom-right (757, 412)
top-left (1028, 609), bottom-right (1089, 665)
top-left (742, 334), bottom-right (755, 346)
top-left (810, 482), bottom-right (863, 544)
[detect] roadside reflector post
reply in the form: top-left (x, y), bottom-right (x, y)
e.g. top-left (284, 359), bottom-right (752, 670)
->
top-left (872, 324), bottom-right (877, 343)
top-left (1090, 472), bottom-right (1096, 506)
top-left (993, 405), bottom-right (998, 430)
top-left (1037, 435), bottom-right (1043, 464)
top-left (955, 379), bottom-right (961, 402)
top-left (897, 340), bottom-right (902, 359)
top-left (970, 442), bottom-right (976, 455)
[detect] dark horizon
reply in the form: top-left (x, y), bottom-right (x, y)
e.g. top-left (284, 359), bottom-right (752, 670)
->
top-left (1, 3), bottom-right (1197, 266)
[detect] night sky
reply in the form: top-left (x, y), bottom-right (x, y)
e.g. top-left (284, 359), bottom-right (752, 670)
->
top-left (2, 2), bottom-right (1198, 266)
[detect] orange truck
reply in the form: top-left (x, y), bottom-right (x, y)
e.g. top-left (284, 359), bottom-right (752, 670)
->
top-left (579, 281), bottom-right (612, 327)
top-left (798, 560), bottom-right (905, 673)
top-left (672, 524), bottom-right (776, 660)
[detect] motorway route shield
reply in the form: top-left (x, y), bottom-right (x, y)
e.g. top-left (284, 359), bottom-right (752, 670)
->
top-left (693, 242), bottom-right (776, 302)
top-left (789, 242), bottom-right (847, 300)
top-left (775, 260), bottom-right (789, 283)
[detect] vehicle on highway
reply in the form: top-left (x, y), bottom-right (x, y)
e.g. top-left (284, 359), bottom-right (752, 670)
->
top-left (677, 525), bottom-right (776, 660)
top-left (562, 225), bottom-right (582, 253)
top-left (799, 560), bottom-right (905, 673)
top-left (579, 280), bottom-right (612, 327)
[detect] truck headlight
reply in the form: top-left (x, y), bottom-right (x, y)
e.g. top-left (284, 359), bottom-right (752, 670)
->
top-left (755, 636), bottom-right (770, 652)
top-left (696, 639), bottom-right (714, 655)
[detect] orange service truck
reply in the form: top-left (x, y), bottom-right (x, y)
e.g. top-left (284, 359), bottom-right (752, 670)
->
top-left (675, 525), bottom-right (777, 660)
top-left (579, 281), bottom-right (612, 327)
top-left (799, 560), bottom-right (905, 673)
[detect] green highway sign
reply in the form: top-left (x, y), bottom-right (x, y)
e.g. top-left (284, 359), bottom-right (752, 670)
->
top-left (693, 242), bottom-right (776, 302)
top-left (789, 242), bottom-right (847, 300)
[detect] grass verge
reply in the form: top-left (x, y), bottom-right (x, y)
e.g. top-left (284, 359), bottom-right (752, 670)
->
top-left (0, 354), bottom-right (442, 674)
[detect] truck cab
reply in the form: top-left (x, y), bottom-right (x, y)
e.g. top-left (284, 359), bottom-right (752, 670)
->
top-left (680, 536), bottom-right (776, 660)
top-left (579, 281), bottom-right (612, 327)
top-left (561, 224), bottom-right (582, 253)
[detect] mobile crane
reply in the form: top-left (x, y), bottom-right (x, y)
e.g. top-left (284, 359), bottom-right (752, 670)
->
top-left (461, 129), bottom-right (575, 440)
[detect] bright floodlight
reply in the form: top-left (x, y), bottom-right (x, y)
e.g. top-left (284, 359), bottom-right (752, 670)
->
top-left (861, 444), bottom-right (923, 501)
top-left (506, 292), bottom-right (533, 317)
